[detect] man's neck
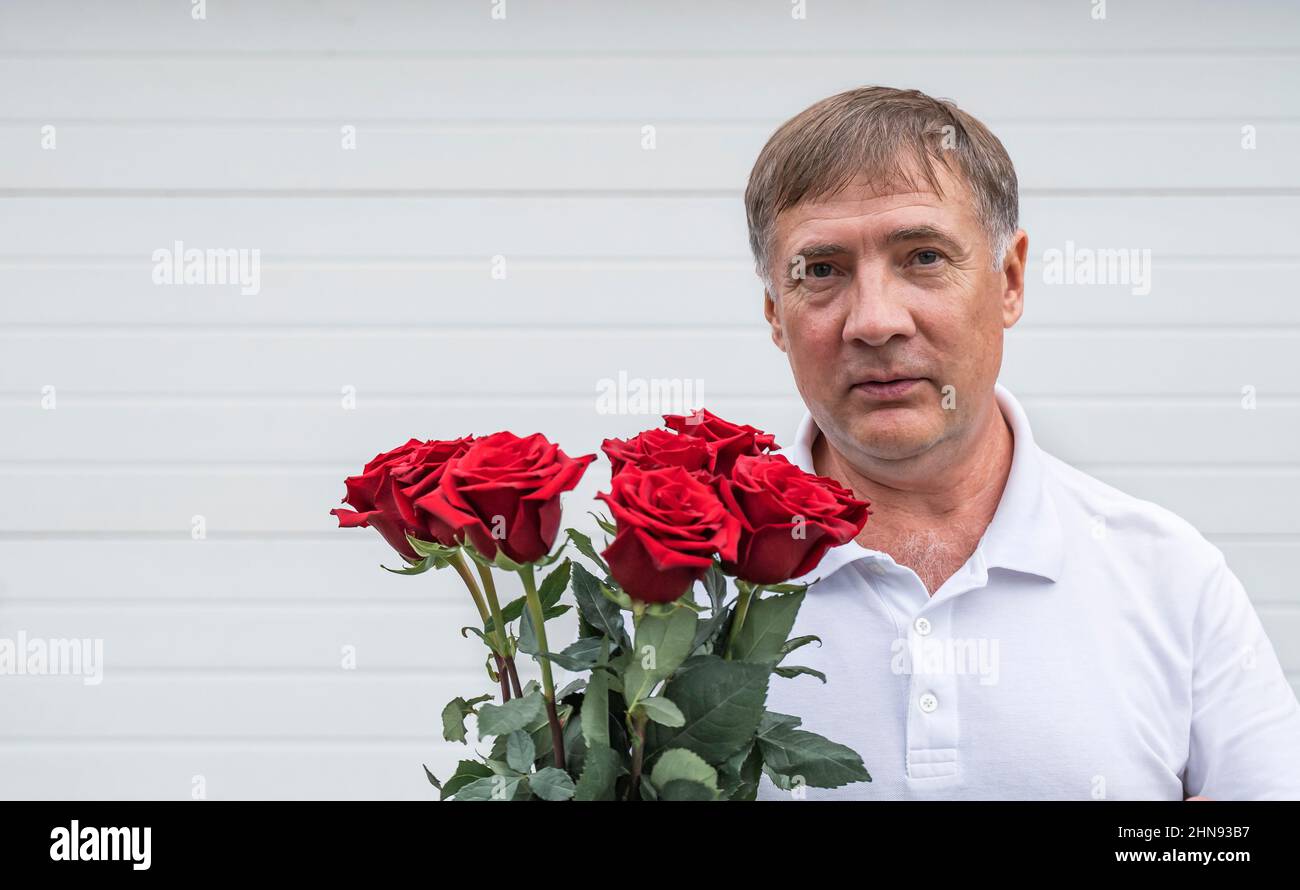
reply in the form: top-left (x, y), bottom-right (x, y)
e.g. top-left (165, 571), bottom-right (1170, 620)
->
top-left (811, 394), bottom-right (1014, 592)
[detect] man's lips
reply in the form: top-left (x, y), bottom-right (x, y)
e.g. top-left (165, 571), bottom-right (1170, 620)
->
top-left (851, 377), bottom-right (926, 399)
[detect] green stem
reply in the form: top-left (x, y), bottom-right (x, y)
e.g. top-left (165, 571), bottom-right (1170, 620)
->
top-left (626, 709), bottom-right (649, 801)
top-left (519, 564), bottom-right (566, 770)
top-left (724, 581), bottom-right (757, 660)
top-left (449, 551), bottom-right (511, 701)
top-left (475, 562), bottom-right (514, 659)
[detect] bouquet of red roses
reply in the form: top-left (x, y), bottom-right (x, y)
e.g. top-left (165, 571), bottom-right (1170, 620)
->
top-left (331, 409), bottom-right (872, 800)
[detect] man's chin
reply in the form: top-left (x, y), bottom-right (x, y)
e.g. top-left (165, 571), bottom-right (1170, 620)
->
top-left (842, 410), bottom-right (941, 462)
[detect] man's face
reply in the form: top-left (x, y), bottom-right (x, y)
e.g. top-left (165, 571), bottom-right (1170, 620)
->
top-left (764, 165), bottom-right (1026, 468)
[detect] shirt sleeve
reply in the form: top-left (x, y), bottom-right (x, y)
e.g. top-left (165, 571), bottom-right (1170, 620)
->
top-left (1183, 552), bottom-right (1300, 800)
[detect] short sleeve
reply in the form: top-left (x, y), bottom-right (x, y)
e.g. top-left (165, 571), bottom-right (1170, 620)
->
top-left (1183, 553), bottom-right (1300, 799)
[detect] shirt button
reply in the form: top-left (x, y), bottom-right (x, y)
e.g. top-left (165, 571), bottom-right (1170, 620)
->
top-left (918, 692), bottom-right (939, 713)
top-left (913, 617), bottom-right (932, 636)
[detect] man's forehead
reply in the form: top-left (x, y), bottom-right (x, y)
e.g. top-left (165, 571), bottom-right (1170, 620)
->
top-left (774, 169), bottom-right (977, 245)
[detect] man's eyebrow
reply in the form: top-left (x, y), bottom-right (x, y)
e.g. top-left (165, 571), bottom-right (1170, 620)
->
top-left (788, 242), bottom-right (851, 261)
top-left (884, 225), bottom-right (964, 251)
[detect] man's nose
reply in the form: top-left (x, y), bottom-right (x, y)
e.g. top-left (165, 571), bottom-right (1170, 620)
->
top-left (841, 269), bottom-right (916, 347)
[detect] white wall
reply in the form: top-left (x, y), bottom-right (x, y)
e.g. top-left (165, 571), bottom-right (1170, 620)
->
top-left (1, 0), bottom-right (1297, 799)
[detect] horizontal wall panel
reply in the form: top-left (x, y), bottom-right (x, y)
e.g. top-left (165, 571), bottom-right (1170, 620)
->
top-left (0, 743), bottom-right (461, 801)
top-left (4, 1), bottom-right (1296, 53)
top-left (3, 196), bottom-right (1296, 259)
top-left (3, 329), bottom-right (1297, 396)
top-left (0, 602), bottom-right (578, 673)
top-left (0, 674), bottom-right (500, 739)
top-left (0, 262), bottom-right (1295, 328)
top-left (2, 122), bottom-right (1295, 191)
top-left (4, 398), bottom-right (1297, 465)
top-left (3, 57), bottom-right (1296, 122)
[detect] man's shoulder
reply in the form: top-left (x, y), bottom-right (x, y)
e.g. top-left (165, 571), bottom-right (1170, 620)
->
top-left (1036, 447), bottom-right (1226, 577)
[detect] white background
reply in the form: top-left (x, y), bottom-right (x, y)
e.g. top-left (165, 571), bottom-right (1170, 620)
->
top-left (1, 0), bottom-right (1297, 799)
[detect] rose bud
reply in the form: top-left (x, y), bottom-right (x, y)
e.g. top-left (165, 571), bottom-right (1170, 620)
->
top-left (601, 427), bottom-right (715, 477)
top-left (596, 465), bottom-right (741, 604)
top-left (718, 453), bottom-right (871, 585)
top-left (662, 408), bottom-right (778, 476)
top-left (416, 431), bottom-right (595, 565)
top-left (331, 436), bottom-right (475, 561)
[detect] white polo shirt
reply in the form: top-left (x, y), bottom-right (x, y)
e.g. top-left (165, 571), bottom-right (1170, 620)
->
top-left (758, 383), bottom-right (1300, 800)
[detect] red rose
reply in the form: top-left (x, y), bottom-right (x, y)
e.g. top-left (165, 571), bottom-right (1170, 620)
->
top-left (718, 453), bottom-right (871, 585)
top-left (596, 465), bottom-right (741, 603)
top-left (601, 428), bottom-right (714, 477)
top-left (416, 432), bottom-right (595, 565)
top-left (662, 408), bottom-right (778, 476)
top-left (331, 436), bottom-right (474, 561)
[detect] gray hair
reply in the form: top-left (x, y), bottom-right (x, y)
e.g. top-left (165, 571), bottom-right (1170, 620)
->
top-left (744, 86), bottom-right (1019, 291)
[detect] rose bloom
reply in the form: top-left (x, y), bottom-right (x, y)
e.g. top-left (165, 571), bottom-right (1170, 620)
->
top-left (416, 431), bottom-right (595, 565)
top-left (719, 453), bottom-right (871, 585)
top-left (331, 436), bottom-right (475, 561)
top-left (601, 427), bottom-right (714, 477)
top-left (596, 465), bottom-right (741, 603)
top-left (662, 408), bottom-right (778, 476)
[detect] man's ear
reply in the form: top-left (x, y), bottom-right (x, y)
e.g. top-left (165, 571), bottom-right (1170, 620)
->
top-left (1001, 229), bottom-right (1029, 329)
top-left (763, 288), bottom-right (788, 353)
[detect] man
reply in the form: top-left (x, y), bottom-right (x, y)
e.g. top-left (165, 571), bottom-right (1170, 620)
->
top-left (749, 86), bottom-right (1300, 800)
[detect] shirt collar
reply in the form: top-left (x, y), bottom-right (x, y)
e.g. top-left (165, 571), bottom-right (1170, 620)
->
top-left (782, 382), bottom-right (1064, 585)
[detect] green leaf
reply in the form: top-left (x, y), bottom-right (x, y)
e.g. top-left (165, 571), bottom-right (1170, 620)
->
top-left (439, 759), bottom-right (494, 801)
top-left (600, 582), bottom-right (634, 611)
top-left (485, 596), bottom-right (526, 634)
top-left (622, 606), bottom-right (699, 706)
top-left (650, 747), bottom-right (719, 794)
top-left (440, 694), bottom-right (492, 744)
top-left (756, 722), bottom-right (872, 789)
top-left (589, 512), bottom-right (618, 537)
top-left (516, 605), bottom-right (541, 656)
top-left (506, 730), bottom-right (536, 773)
top-left (730, 590), bottom-right (805, 664)
top-left (658, 779), bottom-right (717, 801)
top-left (529, 767), bottom-right (576, 801)
top-left (537, 559), bottom-right (572, 609)
top-left (551, 636), bottom-right (604, 671)
top-left (637, 696), bottom-right (685, 728)
top-left (573, 745), bottom-right (623, 801)
top-left (475, 692), bottom-right (547, 738)
top-left (404, 534), bottom-right (458, 561)
top-left (422, 764), bottom-right (442, 790)
top-left (757, 710), bottom-right (803, 737)
top-left (556, 677), bottom-right (588, 702)
top-left (760, 581), bottom-right (811, 594)
top-left (581, 649), bottom-right (611, 749)
top-left (565, 529), bottom-right (609, 575)
top-left (779, 634), bottom-right (821, 658)
top-left (719, 744), bottom-right (764, 801)
top-left (381, 555), bottom-right (437, 575)
top-left (774, 664), bottom-right (826, 683)
top-left (571, 562), bottom-right (628, 648)
top-left (644, 655), bottom-right (770, 764)
top-left (460, 626), bottom-right (507, 657)
top-left (691, 564), bottom-right (731, 651)
top-left (451, 774), bottom-right (527, 801)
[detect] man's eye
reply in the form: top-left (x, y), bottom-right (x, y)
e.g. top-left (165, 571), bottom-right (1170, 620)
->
top-left (913, 250), bottom-right (942, 266)
top-left (809, 262), bottom-right (836, 278)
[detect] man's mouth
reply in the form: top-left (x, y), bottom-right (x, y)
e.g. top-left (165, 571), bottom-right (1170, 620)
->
top-left (851, 377), bottom-right (926, 400)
